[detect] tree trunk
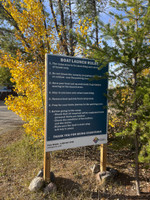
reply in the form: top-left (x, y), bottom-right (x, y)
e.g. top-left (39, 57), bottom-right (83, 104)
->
top-left (134, 129), bottom-right (140, 195)
top-left (49, 0), bottom-right (69, 55)
top-left (39, 0), bottom-right (51, 52)
top-left (58, 0), bottom-right (69, 55)
top-left (69, 0), bottom-right (74, 56)
top-left (93, 0), bottom-right (98, 46)
top-left (133, 70), bottom-right (140, 196)
top-left (133, 13), bottom-right (140, 195)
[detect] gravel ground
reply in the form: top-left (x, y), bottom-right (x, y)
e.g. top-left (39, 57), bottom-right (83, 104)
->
top-left (0, 101), bottom-right (23, 134)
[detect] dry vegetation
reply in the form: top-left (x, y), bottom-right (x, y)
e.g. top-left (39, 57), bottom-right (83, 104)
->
top-left (0, 127), bottom-right (150, 200)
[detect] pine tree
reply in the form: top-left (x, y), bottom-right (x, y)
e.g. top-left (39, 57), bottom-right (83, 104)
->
top-left (80, 0), bottom-right (150, 195)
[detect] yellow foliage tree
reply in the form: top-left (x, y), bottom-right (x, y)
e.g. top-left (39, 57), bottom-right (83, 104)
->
top-left (0, 0), bottom-right (108, 139)
top-left (0, 0), bottom-right (56, 139)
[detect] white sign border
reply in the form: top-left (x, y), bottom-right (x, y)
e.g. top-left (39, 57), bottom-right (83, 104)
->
top-left (46, 134), bottom-right (107, 152)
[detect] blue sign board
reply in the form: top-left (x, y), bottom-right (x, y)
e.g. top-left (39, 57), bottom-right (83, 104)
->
top-left (45, 54), bottom-right (108, 152)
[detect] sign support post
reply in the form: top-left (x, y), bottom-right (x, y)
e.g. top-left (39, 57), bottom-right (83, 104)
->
top-left (44, 54), bottom-right (51, 182)
top-left (100, 144), bottom-right (107, 172)
top-left (44, 152), bottom-right (51, 182)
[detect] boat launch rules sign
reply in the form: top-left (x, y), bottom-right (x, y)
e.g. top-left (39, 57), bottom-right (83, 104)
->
top-left (45, 54), bottom-right (108, 152)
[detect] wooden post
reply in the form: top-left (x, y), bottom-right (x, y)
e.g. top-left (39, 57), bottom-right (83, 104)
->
top-left (100, 144), bottom-right (107, 172)
top-left (44, 54), bottom-right (51, 183)
top-left (44, 152), bottom-right (51, 182)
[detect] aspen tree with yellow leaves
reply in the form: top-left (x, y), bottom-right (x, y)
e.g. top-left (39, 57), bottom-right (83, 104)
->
top-left (0, 0), bottom-right (64, 139)
top-left (0, 0), bottom-right (108, 139)
top-left (0, 0), bottom-right (50, 139)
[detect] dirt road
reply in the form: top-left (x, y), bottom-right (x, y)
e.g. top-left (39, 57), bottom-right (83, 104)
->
top-left (0, 101), bottom-right (23, 134)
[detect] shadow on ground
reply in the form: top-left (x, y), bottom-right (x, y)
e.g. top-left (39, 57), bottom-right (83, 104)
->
top-left (91, 191), bottom-right (150, 200)
top-left (55, 177), bottom-right (82, 197)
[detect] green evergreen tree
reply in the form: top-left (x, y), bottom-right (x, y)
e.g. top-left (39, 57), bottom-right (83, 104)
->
top-left (80, 0), bottom-right (150, 195)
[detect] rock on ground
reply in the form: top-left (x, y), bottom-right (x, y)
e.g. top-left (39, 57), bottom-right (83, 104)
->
top-left (44, 182), bottom-right (57, 195)
top-left (37, 169), bottom-right (43, 178)
top-left (28, 177), bottom-right (44, 192)
top-left (96, 168), bottom-right (118, 185)
top-left (36, 169), bottom-right (55, 183)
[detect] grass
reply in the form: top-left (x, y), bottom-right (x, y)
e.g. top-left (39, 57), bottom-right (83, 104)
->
top-left (0, 128), bottom-right (44, 200)
top-left (0, 127), bottom-right (150, 200)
